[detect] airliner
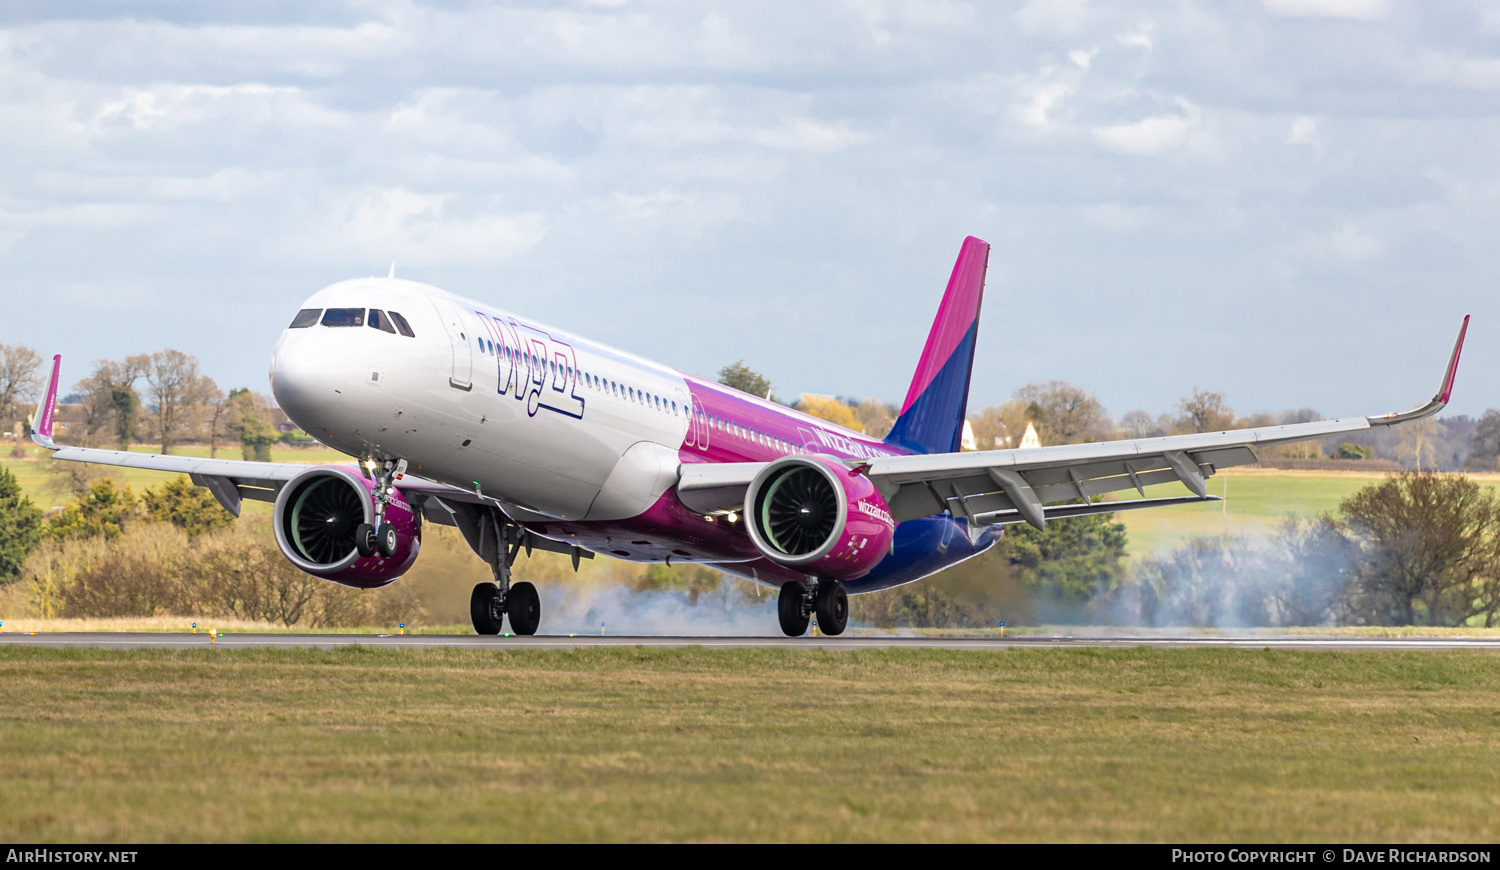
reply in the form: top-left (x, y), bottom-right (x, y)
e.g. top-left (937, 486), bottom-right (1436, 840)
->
top-left (31, 237), bottom-right (1468, 636)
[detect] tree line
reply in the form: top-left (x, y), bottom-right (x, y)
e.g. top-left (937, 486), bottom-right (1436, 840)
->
top-left (1, 342), bottom-right (288, 459)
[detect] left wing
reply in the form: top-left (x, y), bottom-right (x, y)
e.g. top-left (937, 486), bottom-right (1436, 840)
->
top-left (29, 354), bottom-right (497, 519)
top-left (679, 315), bottom-right (1469, 530)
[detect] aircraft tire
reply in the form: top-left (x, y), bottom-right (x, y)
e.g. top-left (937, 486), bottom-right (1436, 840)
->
top-left (377, 524), bottom-right (399, 558)
top-left (815, 580), bottom-right (848, 636)
top-left (507, 581), bottom-right (541, 636)
top-left (470, 583), bottom-right (503, 635)
top-left (355, 523), bottom-right (377, 558)
top-left (777, 581), bottom-right (810, 637)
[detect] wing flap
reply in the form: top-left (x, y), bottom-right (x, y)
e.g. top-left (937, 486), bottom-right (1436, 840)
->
top-left (971, 495), bottom-right (1219, 527)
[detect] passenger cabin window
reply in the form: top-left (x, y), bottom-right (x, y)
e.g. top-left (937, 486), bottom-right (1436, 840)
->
top-left (289, 309), bottom-right (321, 329)
top-left (367, 310), bottom-right (397, 334)
top-left (322, 308), bottom-right (364, 327)
top-left (387, 311), bottom-right (415, 337)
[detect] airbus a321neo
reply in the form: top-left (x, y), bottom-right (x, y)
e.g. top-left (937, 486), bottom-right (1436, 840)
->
top-left (30, 237), bottom-right (1469, 636)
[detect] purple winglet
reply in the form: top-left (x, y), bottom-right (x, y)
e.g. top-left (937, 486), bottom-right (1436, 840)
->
top-left (32, 354), bottom-right (61, 447)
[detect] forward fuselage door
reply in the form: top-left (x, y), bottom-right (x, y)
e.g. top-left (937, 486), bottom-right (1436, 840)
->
top-left (681, 390), bottom-right (709, 452)
top-left (428, 295), bottom-right (473, 391)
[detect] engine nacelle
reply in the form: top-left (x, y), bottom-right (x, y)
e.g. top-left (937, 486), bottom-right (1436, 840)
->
top-left (272, 466), bottom-right (421, 589)
top-left (744, 455), bottom-right (895, 581)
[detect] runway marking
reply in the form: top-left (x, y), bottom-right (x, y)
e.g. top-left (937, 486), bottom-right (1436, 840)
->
top-left (2, 633), bottom-right (1499, 651)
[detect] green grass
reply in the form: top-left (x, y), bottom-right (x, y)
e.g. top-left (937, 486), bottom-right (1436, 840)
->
top-left (2, 646), bottom-right (1498, 842)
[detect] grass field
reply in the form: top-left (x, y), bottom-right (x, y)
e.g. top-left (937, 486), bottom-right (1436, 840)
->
top-left (2, 646), bottom-right (1499, 842)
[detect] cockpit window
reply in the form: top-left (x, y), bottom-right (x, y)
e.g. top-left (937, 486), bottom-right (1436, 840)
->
top-left (322, 308), bottom-right (365, 327)
top-left (387, 310), bottom-right (415, 337)
top-left (368, 309), bottom-right (398, 334)
top-left (289, 309), bottom-right (321, 329)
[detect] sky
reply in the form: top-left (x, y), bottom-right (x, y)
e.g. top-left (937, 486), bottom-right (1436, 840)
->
top-left (1, 0), bottom-right (1496, 422)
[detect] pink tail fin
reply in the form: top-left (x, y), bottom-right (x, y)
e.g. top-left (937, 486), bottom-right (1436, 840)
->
top-left (884, 236), bottom-right (990, 455)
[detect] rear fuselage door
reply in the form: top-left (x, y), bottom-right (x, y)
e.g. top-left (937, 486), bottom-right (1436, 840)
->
top-left (428, 296), bottom-right (473, 391)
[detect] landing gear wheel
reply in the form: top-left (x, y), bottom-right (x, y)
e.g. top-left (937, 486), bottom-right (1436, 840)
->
top-left (355, 523), bottom-right (377, 558)
top-left (778, 581), bottom-right (810, 637)
top-left (815, 580), bottom-right (848, 636)
top-left (377, 524), bottom-right (399, 558)
top-left (507, 581), bottom-right (541, 636)
top-left (470, 583), bottom-right (503, 635)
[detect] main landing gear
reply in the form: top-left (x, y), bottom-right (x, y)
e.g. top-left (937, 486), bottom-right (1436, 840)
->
top-left (777, 579), bottom-right (848, 637)
top-left (469, 511), bottom-right (541, 636)
top-left (355, 458), bottom-right (406, 558)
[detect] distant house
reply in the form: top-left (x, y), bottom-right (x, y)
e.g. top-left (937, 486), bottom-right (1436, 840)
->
top-left (8, 402), bottom-right (83, 438)
top-left (270, 406), bottom-right (298, 433)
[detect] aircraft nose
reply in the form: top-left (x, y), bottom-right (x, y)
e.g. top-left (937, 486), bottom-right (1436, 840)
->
top-left (270, 332), bottom-right (345, 434)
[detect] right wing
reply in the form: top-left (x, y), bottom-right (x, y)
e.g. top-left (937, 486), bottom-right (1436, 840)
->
top-left (679, 315), bottom-right (1470, 530)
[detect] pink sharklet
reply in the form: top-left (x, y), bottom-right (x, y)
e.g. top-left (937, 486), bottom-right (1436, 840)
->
top-left (899, 236), bottom-right (989, 414)
top-left (1438, 314), bottom-right (1469, 404)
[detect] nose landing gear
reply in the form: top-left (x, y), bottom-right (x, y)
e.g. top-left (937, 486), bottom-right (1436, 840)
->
top-left (777, 579), bottom-right (848, 637)
top-left (356, 458), bottom-right (408, 559)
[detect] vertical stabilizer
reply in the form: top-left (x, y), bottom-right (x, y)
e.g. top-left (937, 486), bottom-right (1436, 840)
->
top-left (883, 236), bottom-right (989, 455)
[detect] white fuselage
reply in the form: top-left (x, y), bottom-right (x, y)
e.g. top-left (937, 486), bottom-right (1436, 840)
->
top-left (271, 277), bottom-right (692, 523)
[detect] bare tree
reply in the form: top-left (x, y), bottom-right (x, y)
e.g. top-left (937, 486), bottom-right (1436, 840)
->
top-left (968, 399), bottom-right (1031, 450)
top-left (1174, 388), bottom-right (1235, 434)
top-left (202, 384), bottom-right (229, 458)
top-left (1395, 418), bottom-right (1439, 471)
top-left (0, 344), bottom-right (43, 429)
top-left (1118, 409), bottom-right (1161, 439)
top-left (1257, 408), bottom-right (1326, 460)
top-left (1012, 381), bottom-right (1114, 445)
top-left (1464, 409), bottom-right (1500, 471)
top-left (73, 357), bottom-right (149, 449)
top-left (140, 349), bottom-right (215, 454)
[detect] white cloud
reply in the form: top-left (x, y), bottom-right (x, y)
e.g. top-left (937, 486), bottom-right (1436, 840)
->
top-left (751, 119), bottom-right (867, 153)
top-left (1327, 224), bottom-right (1383, 262)
top-left (1092, 101), bottom-right (1202, 155)
top-left (1260, 0), bottom-right (1391, 21)
top-left (1286, 115), bottom-right (1317, 144)
top-left (2, 2), bottom-right (1499, 420)
top-left (1016, 0), bottom-right (1089, 36)
top-left (1068, 48), bottom-right (1097, 70)
top-left (1080, 202), bottom-right (1153, 232)
top-left (1018, 79), bottom-right (1076, 128)
top-left (1283, 223), bottom-right (1385, 273)
top-left (313, 188), bottom-right (548, 267)
top-left (1410, 53), bottom-right (1500, 92)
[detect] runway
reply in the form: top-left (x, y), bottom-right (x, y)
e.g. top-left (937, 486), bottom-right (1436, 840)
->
top-left (2, 632), bottom-right (1499, 651)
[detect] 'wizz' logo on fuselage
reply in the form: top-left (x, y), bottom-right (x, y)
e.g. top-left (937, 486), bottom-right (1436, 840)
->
top-left (476, 313), bottom-right (585, 419)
